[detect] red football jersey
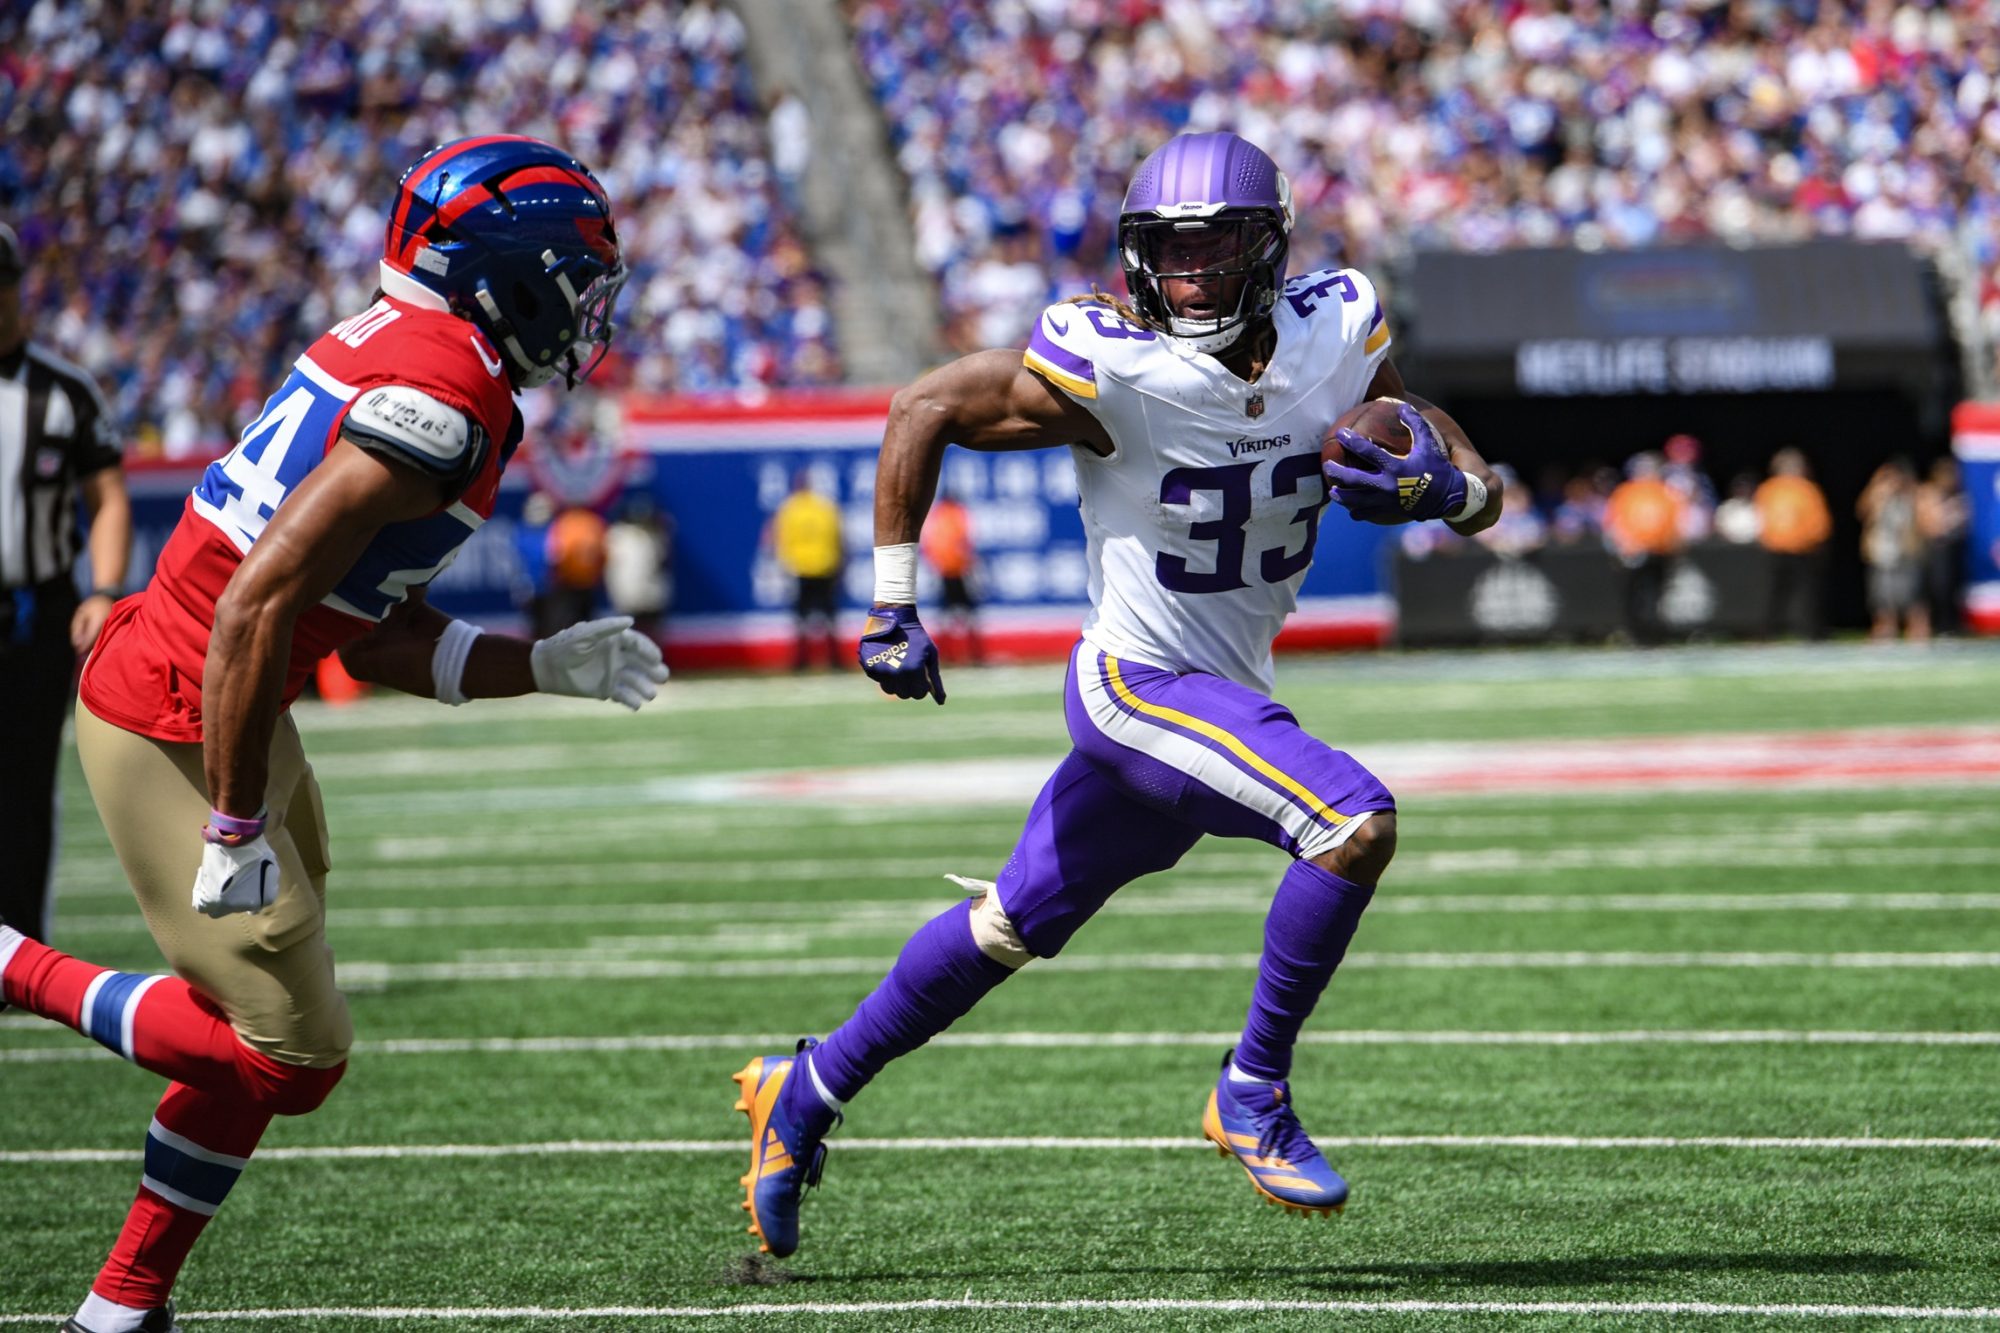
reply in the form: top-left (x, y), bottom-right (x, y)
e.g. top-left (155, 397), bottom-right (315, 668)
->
top-left (81, 296), bottom-right (519, 742)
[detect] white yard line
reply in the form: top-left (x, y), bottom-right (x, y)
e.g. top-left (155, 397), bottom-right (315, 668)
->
top-left (281, 679), bottom-right (1030, 737)
top-left (5, 1297), bottom-right (1990, 1323)
top-left (317, 951), bottom-right (2000, 988)
top-left (43, 889), bottom-right (2000, 938)
top-left (684, 846), bottom-right (1972, 882)
top-left (56, 840), bottom-right (2000, 899)
top-left (52, 723), bottom-right (2000, 851)
top-left (7, 1027), bottom-right (1998, 1065)
top-left (306, 742), bottom-right (693, 779)
top-left (7, 1134), bottom-right (1997, 1166)
top-left (64, 804), bottom-right (1993, 879)
top-left (53, 843), bottom-right (2000, 902)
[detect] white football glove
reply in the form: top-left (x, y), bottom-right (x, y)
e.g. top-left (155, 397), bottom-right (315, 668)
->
top-left (530, 615), bottom-right (670, 711)
top-left (191, 834), bottom-right (279, 918)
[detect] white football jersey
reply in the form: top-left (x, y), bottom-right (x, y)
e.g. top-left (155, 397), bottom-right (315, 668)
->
top-left (1022, 268), bottom-right (1393, 693)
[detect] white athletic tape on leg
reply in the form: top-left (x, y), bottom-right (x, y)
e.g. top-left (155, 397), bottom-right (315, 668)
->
top-left (952, 874), bottom-right (1032, 969)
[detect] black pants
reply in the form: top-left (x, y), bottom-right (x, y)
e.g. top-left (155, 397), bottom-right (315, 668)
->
top-left (937, 576), bottom-right (983, 664)
top-left (0, 581), bottom-right (79, 942)
top-left (1766, 550), bottom-right (1826, 640)
top-left (1623, 555), bottom-right (1671, 646)
top-left (533, 586), bottom-right (599, 641)
top-left (1926, 538), bottom-right (1966, 635)
top-left (793, 575), bottom-right (841, 670)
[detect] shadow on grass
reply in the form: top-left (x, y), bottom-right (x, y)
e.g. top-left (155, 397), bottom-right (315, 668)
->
top-left (766, 1250), bottom-right (1920, 1292)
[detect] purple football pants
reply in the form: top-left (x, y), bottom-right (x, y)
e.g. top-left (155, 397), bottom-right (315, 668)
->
top-left (808, 641), bottom-right (1394, 1104)
top-left (995, 642), bottom-right (1394, 958)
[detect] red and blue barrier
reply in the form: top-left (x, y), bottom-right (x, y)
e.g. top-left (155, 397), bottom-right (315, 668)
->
top-left (121, 389), bottom-right (1395, 671)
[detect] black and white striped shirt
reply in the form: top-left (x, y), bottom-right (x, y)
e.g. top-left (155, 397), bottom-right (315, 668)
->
top-left (0, 341), bottom-right (122, 589)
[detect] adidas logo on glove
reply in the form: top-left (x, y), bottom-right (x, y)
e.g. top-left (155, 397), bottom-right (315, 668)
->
top-left (865, 642), bottom-right (909, 671)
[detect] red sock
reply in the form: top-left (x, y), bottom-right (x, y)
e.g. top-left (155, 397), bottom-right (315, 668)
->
top-left (0, 927), bottom-right (331, 1104)
top-left (4, 929), bottom-right (349, 1310)
top-left (91, 1082), bottom-right (273, 1309)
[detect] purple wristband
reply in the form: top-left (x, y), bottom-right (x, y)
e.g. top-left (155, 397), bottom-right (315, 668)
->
top-left (203, 809), bottom-right (267, 847)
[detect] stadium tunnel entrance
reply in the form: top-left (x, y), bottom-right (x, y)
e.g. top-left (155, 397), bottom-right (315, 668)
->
top-left (1402, 242), bottom-right (1958, 633)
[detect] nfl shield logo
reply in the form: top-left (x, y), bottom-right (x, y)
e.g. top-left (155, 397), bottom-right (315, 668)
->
top-left (1246, 393), bottom-right (1264, 419)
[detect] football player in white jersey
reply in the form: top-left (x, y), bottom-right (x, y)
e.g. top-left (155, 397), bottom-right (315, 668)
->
top-left (731, 132), bottom-right (1502, 1257)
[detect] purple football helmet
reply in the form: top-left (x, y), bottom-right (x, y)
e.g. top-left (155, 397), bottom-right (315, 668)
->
top-left (1118, 132), bottom-right (1294, 354)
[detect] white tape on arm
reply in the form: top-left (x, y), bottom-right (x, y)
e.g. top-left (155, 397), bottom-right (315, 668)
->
top-left (431, 619), bottom-right (485, 706)
top-left (873, 542), bottom-right (919, 605)
top-left (1446, 472), bottom-right (1489, 524)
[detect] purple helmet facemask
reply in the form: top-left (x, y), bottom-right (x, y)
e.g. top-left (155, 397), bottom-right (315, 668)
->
top-left (1118, 132), bottom-right (1294, 354)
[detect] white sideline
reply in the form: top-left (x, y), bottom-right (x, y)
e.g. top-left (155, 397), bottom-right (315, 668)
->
top-left (7, 1134), bottom-right (1997, 1165)
top-left (8, 1027), bottom-right (2000, 1064)
top-left (3, 1298), bottom-right (1999, 1323)
top-left (323, 951), bottom-right (2000, 986)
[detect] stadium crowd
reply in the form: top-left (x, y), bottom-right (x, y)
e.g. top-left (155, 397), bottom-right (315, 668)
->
top-left (1398, 434), bottom-right (1969, 640)
top-left (8, 1), bottom-right (1997, 453)
top-left (847, 0), bottom-right (2000, 359)
top-left (1, 0), bottom-right (841, 458)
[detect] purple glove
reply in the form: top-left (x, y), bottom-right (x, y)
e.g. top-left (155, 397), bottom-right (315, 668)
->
top-left (1323, 402), bottom-right (1467, 523)
top-left (858, 603), bottom-right (946, 704)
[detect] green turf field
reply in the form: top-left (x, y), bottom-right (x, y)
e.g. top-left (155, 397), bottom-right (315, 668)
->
top-left (5, 643), bottom-right (1999, 1330)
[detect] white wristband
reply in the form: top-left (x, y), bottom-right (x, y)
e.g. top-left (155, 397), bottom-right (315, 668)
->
top-left (431, 619), bottom-right (484, 706)
top-left (873, 542), bottom-right (919, 605)
top-left (1445, 472), bottom-right (1489, 524)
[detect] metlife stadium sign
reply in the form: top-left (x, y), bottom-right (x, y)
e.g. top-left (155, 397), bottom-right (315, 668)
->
top-left (1410, 242), bottom-right (1949, 401)
top-left (1515, 336), bottom-right (1836, 396)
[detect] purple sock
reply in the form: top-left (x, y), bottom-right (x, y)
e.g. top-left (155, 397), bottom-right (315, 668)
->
top-left (1233, 857), bottom-right (1375, 1082)
top-left (802, 900), bottom-right (1015, 1112)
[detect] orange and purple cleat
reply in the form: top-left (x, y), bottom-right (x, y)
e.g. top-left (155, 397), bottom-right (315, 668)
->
top-left (1202, 1049), bottom-right (1348, 1217)
top-left (731, 1038), bottom-right (837, 1257)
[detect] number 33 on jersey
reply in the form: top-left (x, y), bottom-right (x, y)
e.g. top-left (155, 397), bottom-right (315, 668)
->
top-left (1022, 268), bottom-right (1393, 695)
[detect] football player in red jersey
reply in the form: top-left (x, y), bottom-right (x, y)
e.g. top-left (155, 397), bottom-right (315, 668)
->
top-left (0, 137), bottom-right (666, 1333)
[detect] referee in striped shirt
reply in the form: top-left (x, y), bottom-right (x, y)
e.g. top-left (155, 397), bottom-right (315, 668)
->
top-left (0, 222), bottom-right (131, 944)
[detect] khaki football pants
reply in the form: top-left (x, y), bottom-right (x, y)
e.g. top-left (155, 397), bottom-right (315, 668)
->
top-left (74, 702), bottom-right (352, 1068)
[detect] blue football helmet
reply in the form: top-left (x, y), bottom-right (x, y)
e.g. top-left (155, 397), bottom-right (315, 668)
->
top-left (382, 135), bottom-right (627, 389)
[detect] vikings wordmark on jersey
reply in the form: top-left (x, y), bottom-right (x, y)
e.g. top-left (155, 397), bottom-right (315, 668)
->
top-left (1023, 268), bottom-right (1393, 695)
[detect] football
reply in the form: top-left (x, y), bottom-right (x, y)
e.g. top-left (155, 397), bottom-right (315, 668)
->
top-left (1321, 396), bottom-right (1414, 469)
